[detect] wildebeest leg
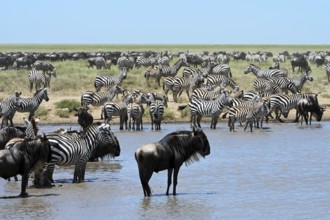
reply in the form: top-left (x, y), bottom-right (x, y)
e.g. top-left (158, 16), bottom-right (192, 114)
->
top-left (138, 168), bottom-right (152, 196)
top-left (173, 167), bottom-right (181, 195)
top-left (166, 168), bottom-right (173, 196)
top-left (20, 173), bottom-right (29, 197)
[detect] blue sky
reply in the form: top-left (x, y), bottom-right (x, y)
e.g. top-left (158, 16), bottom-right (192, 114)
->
top-left (2, 0), bottom-right (329, 44)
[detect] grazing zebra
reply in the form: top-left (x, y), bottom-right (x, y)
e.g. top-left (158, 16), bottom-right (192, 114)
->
top-left (0, 92), bottom-right (22, 128)
top-left (102, 92), bottom-right (134, 130)
top-left (228, 98), bottom-right (269, 132)
top-left (288, 71), bottom-right (313, 92)
top-left (326, 63), bottom-right (330, 82)
top-left (156, 59), bottom-right (190, 86)
top-left (211, 63), bottom-right (232, 78)
top-left (44, 123), bottom-right (120, 183)
top-left (269, 93), bottom-right (319, 122)
top-left (28, 69), bottom-right (45, 92)
top-left (146, 92), bottom-right (165, 130)
top-left (14, 87), bottom-right (49, 121)
top-left (81, 85), bottom-right (125, 108)
top-left (178, 92), bottom-right (233, 129)
top-left (244, 63), bottom-right (288, 78)
top-left (94, 67), bottom-right (128, 92)
top-left (205, 74), bottom-right (240, 91)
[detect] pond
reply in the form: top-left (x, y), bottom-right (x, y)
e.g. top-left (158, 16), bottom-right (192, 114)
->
top-left (0, 121), bottom-right (330, 219)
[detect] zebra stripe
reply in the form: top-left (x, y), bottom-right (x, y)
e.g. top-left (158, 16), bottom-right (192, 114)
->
top-left (326, 63), bottom-right (330, 82)
top-left (146, 92), bottom-right (165, 130)
top-left (205, 74), bottom-right (239, 91)
top-left (94, 67), bottom-right (127, 92)
top-left (288, 72), bottom-right (313, 92)
top-left (211, 63), bottom-right (232, 78)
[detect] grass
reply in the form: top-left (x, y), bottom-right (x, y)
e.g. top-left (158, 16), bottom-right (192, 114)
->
top-left (1, 44), bottom-right (330, 123)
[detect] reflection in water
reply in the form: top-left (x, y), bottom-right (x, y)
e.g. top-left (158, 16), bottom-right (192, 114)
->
top-left (0, 122), bottom-right (330, 219)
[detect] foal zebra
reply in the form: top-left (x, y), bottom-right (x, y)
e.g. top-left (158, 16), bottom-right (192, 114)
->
top-left (244, 63), bottom-right (288, 78)
top-left (81, 85), bottom-right (125, 108)
top-left (94, 68), bottom-right (128, 92)
top-left (44, 123), bottom-right (120, 183)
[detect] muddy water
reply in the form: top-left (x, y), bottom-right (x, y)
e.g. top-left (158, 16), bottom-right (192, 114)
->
top-left (1, 122), bottom-right (330, 219)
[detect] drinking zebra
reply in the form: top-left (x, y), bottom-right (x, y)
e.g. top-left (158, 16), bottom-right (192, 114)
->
top-left (94, 68), bottom-right (128, 92)
top-left (269, 93), bottom-right (319, 122)
top-left (0, 92), bottom-right (22, 128)
top-left (81, 85), bottom-right (125, 108)
top-left (244, 63), bottom-right (288, 78)
top-left (44, 123), bottom-right (120, 183)
top-left (178, 92), bottom-right (233, 129)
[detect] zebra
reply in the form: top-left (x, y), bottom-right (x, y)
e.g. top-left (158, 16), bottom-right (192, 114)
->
top-left (172, 72), bottom-right (205, 102)
top-left (288, 71), bottom-right (313, 92)
top-left (0, 92), bottom-right (23, 128)
top-left (146, 92), bottom-right (165, 130)
top-left (44, 123), bottom-right (119, 183)
top-left (81, 85), bottom-right (125, 108)
top-left (269, 93), bottom-right (319, 122)
top-left (244, 63), bottom-right (288, 78)
top-left (326, 63), bottom-right (330, 82)
top-left (156, 58), bottom-right (190, 86)
top-left (117, 56), bottom-right (135, 70)
top-left (205, 74), bottom-right (240, 91)
top-left (177, 92), bottom-right (233, 129)
top-left (211, 63), bottom-right (232, 78)
top-left (13, 87), bottom-right (49, 121)
top-left (144, 65), bottom-right (161, 86)
top-left (191, 86), bottom-right (226, 101)
top-left (127, 92), bottom-right (148, 131)
top-left (102, 92), bottom-right (134, 130)
top-left (94, 67), bottom-right (128, 92)
top-left (228, 98), bottom-right (269, 132)
top-left (268, 77), bottom-right (299, 94)
top-left (28, 69), bottom-right (45, 92)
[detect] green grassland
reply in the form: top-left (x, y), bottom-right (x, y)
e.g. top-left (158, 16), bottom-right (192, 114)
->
top-left (0, 44), bottom-right (329, 123)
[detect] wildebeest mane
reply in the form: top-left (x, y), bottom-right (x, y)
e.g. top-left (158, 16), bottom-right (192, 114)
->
top-left (160, 130), bottom-right (202, 165)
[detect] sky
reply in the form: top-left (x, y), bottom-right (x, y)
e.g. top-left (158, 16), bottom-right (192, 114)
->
top-left (1, 0), bottom-right (330, 45)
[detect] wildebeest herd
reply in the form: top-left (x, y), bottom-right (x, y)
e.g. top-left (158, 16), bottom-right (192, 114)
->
top-left (0, 48), bottom-right (329, 197)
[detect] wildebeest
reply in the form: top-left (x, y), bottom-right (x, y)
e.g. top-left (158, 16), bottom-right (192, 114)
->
top-left (291, 55), bottom-right (311, 73)
top-left (135, 128), bottom-right (211, 196)
top-left (0, 135), bottom-right (51, 197)
top-left (297, 97), bottom-right (326, 125)
top-left (0, 126), bottom-right (26, 149)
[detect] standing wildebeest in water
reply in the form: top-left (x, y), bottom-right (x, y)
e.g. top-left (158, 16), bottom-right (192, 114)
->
top-left (0, 135), bottom-right (51, 197)
top-left (135, 128), bottom-right (211, 196)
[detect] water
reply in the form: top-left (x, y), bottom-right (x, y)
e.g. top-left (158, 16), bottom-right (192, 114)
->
top-left (1, 121), bottom-right (330, 219)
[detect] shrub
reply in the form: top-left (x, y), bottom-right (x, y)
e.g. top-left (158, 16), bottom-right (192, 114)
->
top-left (55, 99), bottom-right (81, 113)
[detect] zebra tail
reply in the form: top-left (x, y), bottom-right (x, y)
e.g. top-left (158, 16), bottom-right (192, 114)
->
top-left (177, 104), bottom-right (188, 111)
